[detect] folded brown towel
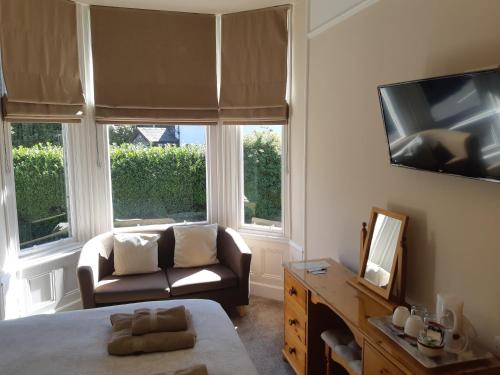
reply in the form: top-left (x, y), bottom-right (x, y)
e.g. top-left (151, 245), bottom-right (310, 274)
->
top-left (110, 313), bottom-right (132, 330)
top-left (174, 365), bottom-right (208, 375)
top-left (108, 310), bottom-right (196, 356)
top-left (131, 306), bottom-right (188, 335)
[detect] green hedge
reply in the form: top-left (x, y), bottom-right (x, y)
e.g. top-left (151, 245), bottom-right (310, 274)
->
top-left (13, 132), bottom-right (282, 239)
top-left (13, 144), bottom-right (68, 245)
top-left (110, 144), bottom-right (207, 221)
top-left (243, 130), bottom-right (282, 223)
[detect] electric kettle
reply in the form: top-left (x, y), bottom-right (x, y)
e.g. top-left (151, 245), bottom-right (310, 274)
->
top-left (436, 293), bottom-right (475, 353)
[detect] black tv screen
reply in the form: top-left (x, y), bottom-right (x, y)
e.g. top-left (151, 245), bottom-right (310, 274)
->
top-left (378, 68), bottom-right (500, 183)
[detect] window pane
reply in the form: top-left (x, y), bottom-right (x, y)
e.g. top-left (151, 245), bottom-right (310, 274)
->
top-left (108, 125), bottom-right (207, 226)
top-left (243, 125), bottom-right (282, 228)
top-left (11, 123), bottom-right (70, 250)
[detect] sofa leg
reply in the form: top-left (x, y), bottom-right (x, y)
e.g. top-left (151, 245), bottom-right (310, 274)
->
top-left (236, 305), bottom-right (247, 317)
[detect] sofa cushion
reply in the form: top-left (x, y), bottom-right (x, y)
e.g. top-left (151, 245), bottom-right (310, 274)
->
top-left (94, 271), bottom-right (170, 304)
top-left (173, 224), bottom-right (219, 268)
top-left (166, 264), bottom-right (238, 297)
top-left (112, 233), bottom-right (161, 276)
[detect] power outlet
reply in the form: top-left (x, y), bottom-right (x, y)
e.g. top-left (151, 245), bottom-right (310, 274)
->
top-left (494, 336), bottom-right (500, 358)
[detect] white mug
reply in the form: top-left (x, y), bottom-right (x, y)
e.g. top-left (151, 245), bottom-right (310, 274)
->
top-left (392, 306), bottom-right (410, 329)
top-left (404, 315), bottom-right (424, 338)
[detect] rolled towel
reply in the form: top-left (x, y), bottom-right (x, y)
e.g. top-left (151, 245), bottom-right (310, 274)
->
top-left (320, 328), bottom-right (353, 350)
top-left (348, 360), bottom-right (362, 375)
top-left (347, 338), bottom-right (361, 351)
top-left (175, 365), bottom-right (208, 375)
top-left (108, 310), bottom-right (196, 356)
top-left (132, 306), bottom-right (188, 335)
top-left (334, 345), bottom-right (361, 362)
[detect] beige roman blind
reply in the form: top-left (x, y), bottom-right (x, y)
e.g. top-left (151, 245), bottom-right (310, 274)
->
top-left (90, 6), bottom-right (218, 124)
top-left (220, 6), bottom-right (290, 124)
top-left (0, 0), bottom-right (84, 123)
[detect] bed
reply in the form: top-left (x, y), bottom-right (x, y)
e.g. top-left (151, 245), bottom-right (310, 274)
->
top-left (0, 299), bottom-right (259, 375)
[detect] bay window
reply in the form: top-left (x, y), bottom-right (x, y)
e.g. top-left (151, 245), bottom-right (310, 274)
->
top-left (0, 1), bottom-right (292, 322)
top-left (107, 125), bottom-right (208, 227)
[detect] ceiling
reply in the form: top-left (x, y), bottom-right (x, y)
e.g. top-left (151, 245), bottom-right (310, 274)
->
top-left (77, 0), bottom-right (290, 13)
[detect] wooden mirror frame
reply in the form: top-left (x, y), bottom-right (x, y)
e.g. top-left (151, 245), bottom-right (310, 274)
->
top-left (357, 207), bottom-right (409, 301)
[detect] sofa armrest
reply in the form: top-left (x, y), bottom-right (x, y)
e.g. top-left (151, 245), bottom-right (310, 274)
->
top-left (217, 228), bottom-right (252, 300)
top-left (77, 240), bottom-right (100, 309)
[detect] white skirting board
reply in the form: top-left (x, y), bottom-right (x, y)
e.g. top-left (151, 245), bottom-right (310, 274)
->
top-left (55, 290), bottom-right (82, 312)
top-left (250, 281), bottom-right (284, 301)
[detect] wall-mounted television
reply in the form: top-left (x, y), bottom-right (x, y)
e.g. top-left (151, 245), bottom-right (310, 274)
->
top-left (378, 68), bottom-right (500, 183)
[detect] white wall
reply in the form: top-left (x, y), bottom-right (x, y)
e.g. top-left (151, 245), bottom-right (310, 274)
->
top-left (309, 0), bottom-right (366, 32)
top-left (306, 0), bottom-right (500, 350)
top-left (245, 236), bottom-right (290, 301)
top-left (289, 0), bottom-right (307, 248)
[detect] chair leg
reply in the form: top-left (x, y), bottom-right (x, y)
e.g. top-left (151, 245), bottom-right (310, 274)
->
top-left (325, 344), bottom-right (332, 375)
top-left (236, 305), bottom-right (247, 317)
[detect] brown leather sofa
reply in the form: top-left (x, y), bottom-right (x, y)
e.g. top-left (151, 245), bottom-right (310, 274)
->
top-left (77, 225), bottom-right (252, 309)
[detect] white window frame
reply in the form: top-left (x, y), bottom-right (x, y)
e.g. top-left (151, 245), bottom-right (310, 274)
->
top-left (206, 124), bottom-right (219, 224)
top-left (105, 124), bottom-right (212, 227)
top-left (237, 125), bottom-right (289, 238)
top-left (2, 121), bottom-right (81, 259)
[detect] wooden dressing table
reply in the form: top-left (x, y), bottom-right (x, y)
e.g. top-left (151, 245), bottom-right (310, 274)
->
top-left (282, 258), bottom-right (500, 375)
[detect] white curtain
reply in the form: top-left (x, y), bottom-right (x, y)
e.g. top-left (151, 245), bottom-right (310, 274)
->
top-left (0, 98), bottom-right (24, 320)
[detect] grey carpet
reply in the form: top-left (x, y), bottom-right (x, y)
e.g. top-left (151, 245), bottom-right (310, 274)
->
top-left (229, 296), bottom-right (295, 375)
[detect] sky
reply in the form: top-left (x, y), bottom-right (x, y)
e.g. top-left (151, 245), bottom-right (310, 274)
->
top-left (178, 126), bottom-right (206, 145)
top-left (178, 125), bottom-right (281, 146)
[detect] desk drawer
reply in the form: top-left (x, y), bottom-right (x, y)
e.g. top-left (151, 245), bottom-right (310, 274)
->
top-left (363, 341), bottom-right (409, 375)
top-left (284, 271), bottom-right (307, 313)
top-left (284, 301), bottom-right (307, 346)
top-left (284, 329), bottom-right (306, 375)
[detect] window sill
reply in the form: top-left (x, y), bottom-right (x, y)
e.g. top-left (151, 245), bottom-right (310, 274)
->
top-left (239, 228), bottom-right (288, 243)
top-left (19, 240), bottom-right (84, 269)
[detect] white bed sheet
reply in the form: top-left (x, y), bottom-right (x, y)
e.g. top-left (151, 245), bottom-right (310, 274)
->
top-left (0, 299), bottom-right (259, 375)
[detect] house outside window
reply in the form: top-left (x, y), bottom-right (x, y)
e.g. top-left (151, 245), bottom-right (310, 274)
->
top-left (130, 126), bottom-right (180, 147)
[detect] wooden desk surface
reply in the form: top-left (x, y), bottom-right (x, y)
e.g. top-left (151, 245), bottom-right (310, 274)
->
top-left (285, 258), bottom-right (395, 326)
top-left (283, 258), bottom-right (500, 375)
top-left (285, 258), bottom-right (358, 323)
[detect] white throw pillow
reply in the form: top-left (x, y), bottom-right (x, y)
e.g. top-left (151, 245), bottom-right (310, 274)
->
top-left (112, 233), bottom-right (161, 276)
top-left (173, 224), bottom-right (219, 268)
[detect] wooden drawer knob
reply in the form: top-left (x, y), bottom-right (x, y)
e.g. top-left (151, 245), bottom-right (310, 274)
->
top-left (288, 318), bottom-right (298, 326)
top-left (288, 347), bottom-right (296, 355)
top-left (288, 287), bottom-right (297, 296)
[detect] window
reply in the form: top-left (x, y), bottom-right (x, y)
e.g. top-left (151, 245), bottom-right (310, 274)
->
top-left (107, 125), bottom-right (208, 227)
top-left (11, 123), bottom-right (71, 250)
top-left (241, 125), bottom-right (283, 230)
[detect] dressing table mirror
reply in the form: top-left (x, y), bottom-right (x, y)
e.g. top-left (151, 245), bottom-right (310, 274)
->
top-left (358, 207), bottom-right (409, 301)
